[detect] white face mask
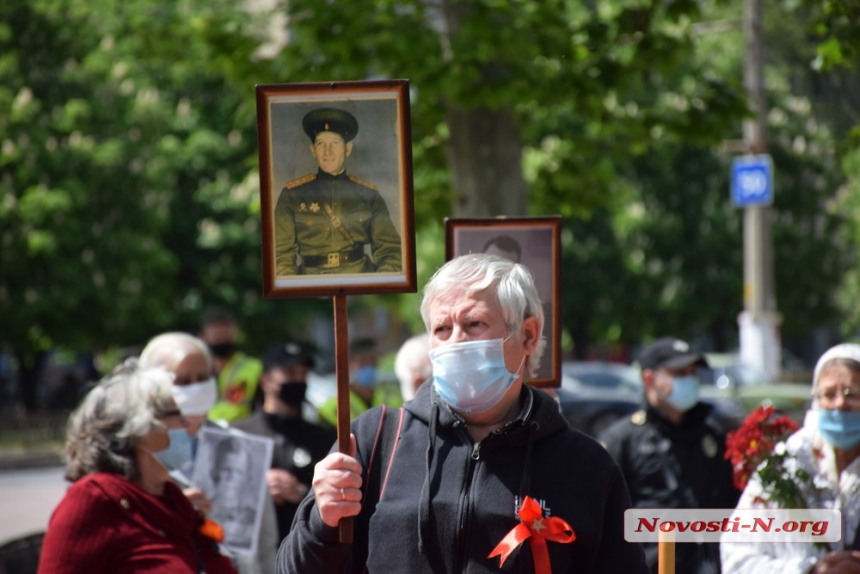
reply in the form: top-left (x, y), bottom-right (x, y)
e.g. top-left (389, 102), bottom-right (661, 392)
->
top-left (172, 377), bottom-right (217, 416)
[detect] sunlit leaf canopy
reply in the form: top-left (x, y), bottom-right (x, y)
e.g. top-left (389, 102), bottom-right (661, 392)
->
top-left (1, 0), bottom-right (858, 409)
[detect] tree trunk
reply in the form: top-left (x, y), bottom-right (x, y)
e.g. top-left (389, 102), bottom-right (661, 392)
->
top-left (430, 1), bottom-right (529, 217)
top-left (14, 350), bottom-right (46, 413)
top-left (446, 106), bottom-right (528, 217)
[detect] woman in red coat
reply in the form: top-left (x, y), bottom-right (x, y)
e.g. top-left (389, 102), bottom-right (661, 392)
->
top-left (38, 359), bottom-right (237, 574)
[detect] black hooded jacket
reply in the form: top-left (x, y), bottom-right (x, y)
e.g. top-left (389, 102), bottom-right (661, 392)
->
top-left (598, 402), bottom-right (740, 574)
top-left (278, 382), bottom-right (648, 573)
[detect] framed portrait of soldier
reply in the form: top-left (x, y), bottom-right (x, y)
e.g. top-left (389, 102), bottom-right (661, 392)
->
top-left (192, 427), bottom-right (274, 556)
top-left (256, 79), bottom-right (417, 298)
top-left (445, 216), bottom-right (562, 388)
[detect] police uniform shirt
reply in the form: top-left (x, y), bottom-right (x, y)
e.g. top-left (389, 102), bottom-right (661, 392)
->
top-left (599, 403), bottom-right (739, 574)
top-left (274, 169), bottom-right (402, 276)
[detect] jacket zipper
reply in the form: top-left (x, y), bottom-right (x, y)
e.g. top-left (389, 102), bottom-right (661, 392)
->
top-left (455, 435), bottom-right (483, 572)
top-left (471, 442), bottom-right (481, 460)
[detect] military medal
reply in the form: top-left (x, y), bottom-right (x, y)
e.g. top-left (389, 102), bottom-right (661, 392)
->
top-left (310, 202), bottom-right (320, 212)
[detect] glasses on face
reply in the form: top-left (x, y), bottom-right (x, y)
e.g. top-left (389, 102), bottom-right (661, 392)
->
top-left (813, 387), bottom-right (860, 408)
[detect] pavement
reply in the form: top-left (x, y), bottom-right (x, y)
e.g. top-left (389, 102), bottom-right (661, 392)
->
top-left (0, 466), bottom-right (67, 546)
top-left (0, 446), bottom-right (64, 472)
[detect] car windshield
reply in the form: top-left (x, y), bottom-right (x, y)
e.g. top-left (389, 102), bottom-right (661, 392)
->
top-left (562, 363), bottom-right (642, 393)
top-left (725, 363), bottom-right (767, 385)
top-left (698, 360), bottom-right (768, 387)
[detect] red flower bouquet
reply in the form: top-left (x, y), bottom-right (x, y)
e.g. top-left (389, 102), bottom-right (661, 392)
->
top-left (725, 405), bottom-right (810, 507)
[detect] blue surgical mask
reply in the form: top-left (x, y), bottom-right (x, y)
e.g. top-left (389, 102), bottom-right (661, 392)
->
top-left (355, 365), bottom-right (378, 388)
top-left (429, 338), bottom-right (521, 414)
top-left (666, 375), bottom-right (699, 412)
top-left (153, 427), bottom-right (194, 471)
top-left (817, 409), bottom-right (860, 450)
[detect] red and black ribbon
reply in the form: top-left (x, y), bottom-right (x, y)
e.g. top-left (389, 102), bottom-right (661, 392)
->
top-left (488, 496), bottom-right (575, 574)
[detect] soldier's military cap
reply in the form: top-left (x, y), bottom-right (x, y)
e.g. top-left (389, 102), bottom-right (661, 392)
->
top-left (302, 108), bottom-right (359, 143)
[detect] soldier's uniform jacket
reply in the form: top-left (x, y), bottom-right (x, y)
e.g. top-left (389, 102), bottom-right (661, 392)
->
top-left (598, 402), bottom-right (740, 574)
top-left (274, 170), bottom-right (402, 276)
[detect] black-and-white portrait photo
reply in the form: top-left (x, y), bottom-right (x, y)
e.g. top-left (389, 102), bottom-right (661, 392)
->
top-left (446, 217), bottom-right (561, 386)
top-left (192, 427), bottom-right (274, 555)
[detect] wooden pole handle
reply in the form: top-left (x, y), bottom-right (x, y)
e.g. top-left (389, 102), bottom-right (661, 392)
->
top-left (658, 530), bottom-right (675, 574)
top-left (333, 294), bottom-right (353, 543)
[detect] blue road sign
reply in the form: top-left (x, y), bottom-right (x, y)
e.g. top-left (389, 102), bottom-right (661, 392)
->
top-left (731, 154), bottom-right (773, 207)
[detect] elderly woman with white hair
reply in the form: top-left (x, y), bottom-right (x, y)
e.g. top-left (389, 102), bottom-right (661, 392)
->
top-left (140, 332), bottom-right (278, 574)
top-left (278, 254), bottom-right (647, 573)
top-left (38, 359), bottom-right (237, 574)
top-left (140, 332), bottom-right (222, 521)
top-left (721, 343), bottom-right (860, 574)
top-left (139, 332), bottom-right (219, 485)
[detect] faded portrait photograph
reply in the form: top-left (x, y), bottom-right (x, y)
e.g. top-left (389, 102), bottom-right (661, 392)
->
top-left (192, 427), bottom-right (273, 555)
top-left (453, 226), bottom-right (556, 382)
top-left (268, 97), bottom-right (404, 278)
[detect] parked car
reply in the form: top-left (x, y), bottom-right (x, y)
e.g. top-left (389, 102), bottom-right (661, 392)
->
top-left (551, 379), bottom-right (641, 437)
top-left (699, 353), bottom-right (811, 424)
top-left (560, 361), bottom-right (745, 435)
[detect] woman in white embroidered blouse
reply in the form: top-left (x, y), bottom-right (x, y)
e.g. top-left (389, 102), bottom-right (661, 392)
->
top-left (721, 343), bottom-right (860, 574)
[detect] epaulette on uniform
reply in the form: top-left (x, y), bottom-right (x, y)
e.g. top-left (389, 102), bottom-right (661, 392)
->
top-left (285, 174), bottom-right (316, 189)
top-left (348, 175), bottom-right (378, 190)
top-left (631, 410), bottom-right (647, 425)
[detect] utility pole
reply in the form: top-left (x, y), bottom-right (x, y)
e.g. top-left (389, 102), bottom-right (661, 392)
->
top-left (738, 0), bottom-right (781, 381)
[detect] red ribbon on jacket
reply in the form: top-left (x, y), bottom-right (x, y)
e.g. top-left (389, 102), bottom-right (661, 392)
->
top-left (199, 518), bottom-right (225, 543)
top-left (488, 496), bottom-right (575, 574)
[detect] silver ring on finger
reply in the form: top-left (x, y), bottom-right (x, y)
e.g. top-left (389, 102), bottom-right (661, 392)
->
top-left (340, 487), bottom-right (346, 501)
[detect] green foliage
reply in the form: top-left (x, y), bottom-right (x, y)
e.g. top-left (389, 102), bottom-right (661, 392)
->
top-left (799, 0), bottom-right (860, 71)
top-left (1, 0), bottom-right (857, 413)
top-left (0, 2), bottom-right (176, 355)
top-left (0, 0), bottom-right (325, 369)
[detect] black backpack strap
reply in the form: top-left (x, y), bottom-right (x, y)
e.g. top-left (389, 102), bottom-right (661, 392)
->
top-left (361, 405), bottom-right (404, 504)
top-left (357, 406), bottom-right (403, 574)
top-left (378, 407), bottom-right (404, 500)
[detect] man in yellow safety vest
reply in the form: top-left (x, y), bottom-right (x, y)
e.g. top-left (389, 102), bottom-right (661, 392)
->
top-left (200, 307), bottom-right (263, 424)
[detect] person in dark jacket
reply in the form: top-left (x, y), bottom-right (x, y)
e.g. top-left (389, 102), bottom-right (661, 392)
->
top-left (233, 342), bottom-right (335, 542)
top-left (277, 253), bottom-right (647, 573)
top-left (599, 337), bottom-right (740, 574)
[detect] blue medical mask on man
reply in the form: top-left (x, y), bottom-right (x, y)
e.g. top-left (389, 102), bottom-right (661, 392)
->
top-left (817, 409), bottom-right (860, 450)
top-left (355, 365), bottom-right (378, 388)
top-left (429, 337), bottom-right (523, 414)
top-left (664, 375), bottom-right (700, 412)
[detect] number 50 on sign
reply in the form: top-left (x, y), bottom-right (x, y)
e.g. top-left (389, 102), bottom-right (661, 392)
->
top-left (731, 154), bottom-right (773, 207)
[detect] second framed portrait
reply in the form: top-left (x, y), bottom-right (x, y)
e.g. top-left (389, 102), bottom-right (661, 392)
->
top-left (256, 80), bottom-right (417, 298)
top-left (445, 216), bottom-right (562, 387)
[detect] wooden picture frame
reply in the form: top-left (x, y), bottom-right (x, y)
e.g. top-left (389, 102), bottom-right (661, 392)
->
top-left (445, 216), bottom-right (562, 387)
top-left (255, 80), bottom-right (417, 298)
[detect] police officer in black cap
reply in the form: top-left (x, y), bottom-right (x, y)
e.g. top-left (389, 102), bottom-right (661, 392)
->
top-left (274, 107), bottom-right (403, 275)
top-left (598, 337), bottom-right (739, 574)
top-left (232, 342), bottom-right (336, 542)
